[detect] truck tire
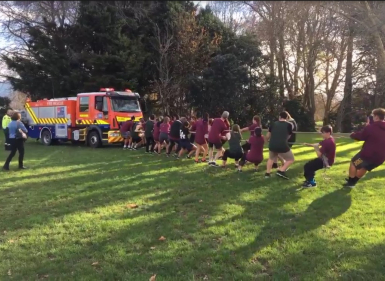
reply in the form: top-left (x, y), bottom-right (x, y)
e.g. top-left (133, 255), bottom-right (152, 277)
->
top-left (40, 130), bottom-right (52, 146)
top-left (88, 130), bottom-right (102, 148)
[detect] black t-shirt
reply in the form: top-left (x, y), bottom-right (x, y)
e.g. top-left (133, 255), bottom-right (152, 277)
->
top-left (180, 126), bottom-right (190, 141)
top-left (287, 119), bottom-right (297, 143)
top-left (268, 121), bottom-right (293, 153)
top-left (170, 120), bottom-right (182, 138)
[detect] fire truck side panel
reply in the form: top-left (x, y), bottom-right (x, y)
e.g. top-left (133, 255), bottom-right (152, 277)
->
top-left (24, 100), bottom-right (79, 141)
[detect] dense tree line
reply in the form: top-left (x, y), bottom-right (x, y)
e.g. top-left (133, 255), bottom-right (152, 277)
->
top-left (1, 1), bottom-right (385, 131)
top-left (1, 1), bottom-right (286, 128)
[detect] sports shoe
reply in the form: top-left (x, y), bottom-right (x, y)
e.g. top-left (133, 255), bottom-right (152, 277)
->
top-left (343, 182), bottom-right (356, 189)
top-left (277, 170), bottom-right (289, 179)
top-left (201, 159), bottom-right (207, 163)
top-left (238, 169), bottom-right (243, 173)
top-left (187, 155), bottom-right (192, 159)
top-left (209, 162), bottom-right (219, 167)
top-left (302, 181), bottom-right (317, 188)
top-left (264, 173), bottom-right (271, 178)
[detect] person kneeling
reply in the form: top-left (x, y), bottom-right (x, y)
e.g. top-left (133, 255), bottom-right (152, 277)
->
top-left (302, 125), bottom-right (336, 188)
top-left (345, 108), bottom-right (385, 188)
top-left (222, 125), bottom-right (244, 168)
top-left (238, 127), bottom-right (264, 172)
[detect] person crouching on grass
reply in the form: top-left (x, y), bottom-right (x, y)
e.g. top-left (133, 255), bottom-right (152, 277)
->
top-left (302, 125), bottom-right (336, 188)
top-left (240, 115), bottom-right (261, 153)
top-left (130, 120), bottom-right (143, 150)
top-left (238, 127), bottom-right (265, 172)
top-left (265, 111), bottom-right (294, 179)
top-left (221, 124), bottom-right (244, 168)
top-left (177, 121), bottom-right (197, 159)
top-left (345, 108), bottom-right (385, 188)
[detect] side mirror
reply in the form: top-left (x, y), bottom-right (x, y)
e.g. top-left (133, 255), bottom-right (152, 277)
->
top-left (140, 99), bottom-right (147, 113)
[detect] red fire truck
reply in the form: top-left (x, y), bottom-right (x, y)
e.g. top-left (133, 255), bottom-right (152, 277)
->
top-left (22, 88), bottom-right (146, 148)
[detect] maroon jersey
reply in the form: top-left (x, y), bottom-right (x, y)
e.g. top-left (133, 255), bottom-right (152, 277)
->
top-left (246, 135), bottom-right (264, 163)
top-left (195, 120), bottom-right (209, 145)
top-left (120, 120), bottom-right (133, 133)
top-left (350, 121), bottom-right (385, 165)
top-left (248, 123), bottom-right (259, 137)
top-left (319, 137), bottom-right (336, 166)
top-left (160, 123), bottom-right (170, 133)
top-left (208, 118), bottom-right (227, 144)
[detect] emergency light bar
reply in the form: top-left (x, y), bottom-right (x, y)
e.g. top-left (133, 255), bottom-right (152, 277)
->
top-left (100, 88), bottom-right (114, 92)
top-left (125, 89), bottom-right (132, 93)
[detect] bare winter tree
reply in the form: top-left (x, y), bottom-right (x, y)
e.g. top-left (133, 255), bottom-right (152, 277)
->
top-left (150, 21), bottom-right (175, 115)
top-left (0, 1), bottom-right (79, 57)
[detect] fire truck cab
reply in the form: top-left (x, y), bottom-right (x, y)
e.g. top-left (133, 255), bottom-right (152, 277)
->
top-left (22, 88), bottom-right (146, 148)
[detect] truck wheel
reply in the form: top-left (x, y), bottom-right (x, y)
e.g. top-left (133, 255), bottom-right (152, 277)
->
top-left (40, 130), bottom-right (52, 146)
top-left (88, 131), bottom-right (102, 148)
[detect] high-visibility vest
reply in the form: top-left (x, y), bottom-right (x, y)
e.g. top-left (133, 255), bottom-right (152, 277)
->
top-left (2, 115), bottom-right (11, 129)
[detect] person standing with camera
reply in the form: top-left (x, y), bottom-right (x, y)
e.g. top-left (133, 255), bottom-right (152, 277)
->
top-left (3, 112), bottom-right (28, 171)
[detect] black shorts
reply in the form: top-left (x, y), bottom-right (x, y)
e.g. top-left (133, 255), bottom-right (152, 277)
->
top-left (132, 137), bottom-right (142, 143)
top-left (242, 142), bottom-right (251, 151)
top-left (209, 141), bottom-right (222, 149)
top-left (351, 153), bottom-right (380, 172)
top-left (159, 132), bottom-right (169, 144)
top-left (180, 141), bottom-right (193, 151)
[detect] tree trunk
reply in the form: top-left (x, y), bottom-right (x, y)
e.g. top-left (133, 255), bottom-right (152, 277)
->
top-left (324, 38), bottom-right (347, 125)
top-left (336, 20), bottom-right (353, 132)
top-left (364, 1), bottom-right (385, 107)
top-left (294, 18), bottom-right (305, 97)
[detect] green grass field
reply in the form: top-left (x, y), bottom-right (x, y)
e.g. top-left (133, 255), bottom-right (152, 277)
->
top-left (1, 133), bottom-right (384, 280)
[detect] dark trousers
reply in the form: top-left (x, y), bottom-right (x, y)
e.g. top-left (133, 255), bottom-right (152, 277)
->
top-left (167, 139), bottom-right (181, 154)
top-left (3, 128), bottom-right (11, 150)
top-left (190, 133), bottom-right (195, 143)
top-left (145, 136), bottom-right (155, 152)
top-left (303, 158), bottom-right (324, 181)
top-left (3, 128), bottom-right (9, 142)
top-left (3, 138), bottom-right (25, 169)
top-left (223, 149), bottom-right (243, 161)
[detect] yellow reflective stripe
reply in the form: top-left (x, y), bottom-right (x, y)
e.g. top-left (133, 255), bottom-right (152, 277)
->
top-left (25, 104), bottom-right (38, 124)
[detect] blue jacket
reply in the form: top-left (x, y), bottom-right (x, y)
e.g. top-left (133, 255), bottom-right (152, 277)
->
top-left (7, 121), bottom-right (27, 139)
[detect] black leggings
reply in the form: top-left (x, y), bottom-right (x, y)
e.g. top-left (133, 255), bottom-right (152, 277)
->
top-left (167, 139), bottom-right (181, 154)
top-left (242, 142), bottom-right (251, 152)
top-left (3, 138), bottom-right (25, 168)
top-left (222, 149), bottom-right (243, 161)
top-left (145, 136), bottom-right (155, 152)
top-left (304, 158), bottom-right (324, 181)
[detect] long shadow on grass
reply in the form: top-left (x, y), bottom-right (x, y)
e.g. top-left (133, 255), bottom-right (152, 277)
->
top-left (3, 176), bottom-right (305, 280)
top-left (226, 188), bottom-right (352, 276)
top-left (270, 235), bottom-right (385, 279)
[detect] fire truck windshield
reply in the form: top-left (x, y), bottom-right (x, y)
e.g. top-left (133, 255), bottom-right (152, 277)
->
top-left (110, 97), bottom-right (141, 112)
